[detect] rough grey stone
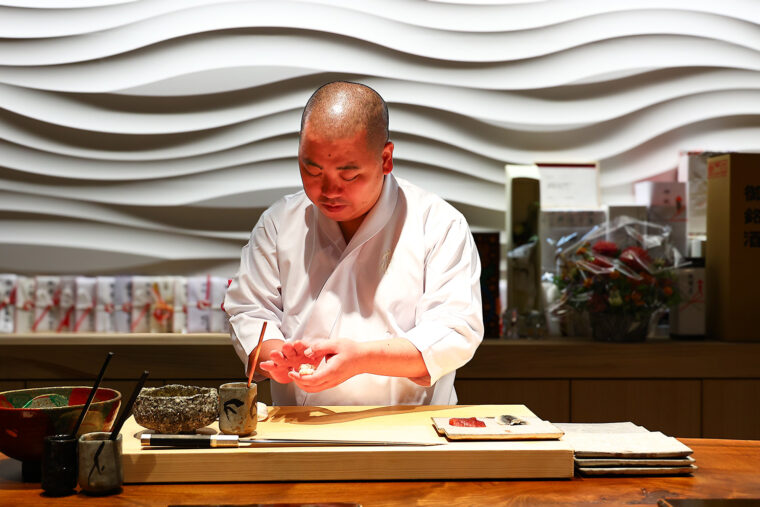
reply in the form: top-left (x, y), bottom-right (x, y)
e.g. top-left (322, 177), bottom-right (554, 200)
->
top-left (133, 385), bottom-right (218, 434)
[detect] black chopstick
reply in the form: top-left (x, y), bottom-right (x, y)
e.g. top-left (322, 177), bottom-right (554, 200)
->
top-left (70, 351), bottom-right (113, 438)
top-left (109, 370), bottom-right (149, 440)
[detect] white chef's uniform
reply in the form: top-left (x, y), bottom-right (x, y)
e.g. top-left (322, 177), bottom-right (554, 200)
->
top-left (224, 174), bottom-right (483, 406)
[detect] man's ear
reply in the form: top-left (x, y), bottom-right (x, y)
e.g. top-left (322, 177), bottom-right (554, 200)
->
top-left (381, 141), bottom-right (394, 175)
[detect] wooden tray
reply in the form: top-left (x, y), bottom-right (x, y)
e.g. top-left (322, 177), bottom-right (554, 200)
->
top-left (121, 404), bottom-right (574, 482)
top-left (432, 416), bottom-right (564, 440)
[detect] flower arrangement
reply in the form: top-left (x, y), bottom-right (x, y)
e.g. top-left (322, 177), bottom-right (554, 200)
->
top-left (552, 218), bottom-right (683, 340)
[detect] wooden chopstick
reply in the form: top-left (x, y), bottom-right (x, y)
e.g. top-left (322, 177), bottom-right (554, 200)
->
top-left (247, 321), bottom-right (267, 388)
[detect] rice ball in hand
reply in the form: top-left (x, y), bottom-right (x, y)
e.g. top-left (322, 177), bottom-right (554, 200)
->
top-left (298, 363), bottom-right (315, 376)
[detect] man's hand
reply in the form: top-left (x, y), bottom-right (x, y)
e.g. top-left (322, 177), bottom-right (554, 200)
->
top-left (288, 338), bottom-right (363, 392)
top-left (259, 340), bottom-right (314, 384)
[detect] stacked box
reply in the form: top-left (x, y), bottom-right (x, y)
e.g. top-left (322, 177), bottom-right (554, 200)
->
top-left (15, 276), bottom-right (35, 333)
top-left (74, 276), bottom-right (96, 332)
top-left (33, 276), bottom-right (61, 332)
top-left (114, 276), bottom-right (132, 333)
top-left (0, 274), bottom-right (17, 333)
top-left (210, 277), bottom-right (230, 333)
top-left (95, 276), bottom-right (117, 333)
top-left (678, 151), bottom-right (716, 237)
top-left (634, 182), bottom-right (688, 257)
top-left (130, 276), bottom-right (154, 333)
top-left (56, 276), bottom-right (77, 332)
top-left (706, 153), bottom-right (760, 341)
top-left (172, 277), bottom-right (187, 334)
top-left (606, 205), bottom-right (648, 227)
top-left (150, 276), bottom-right (174, 333)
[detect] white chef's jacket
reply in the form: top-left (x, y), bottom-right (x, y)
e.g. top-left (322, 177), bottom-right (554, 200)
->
top-left (224, 173), bottom-right (483, 406)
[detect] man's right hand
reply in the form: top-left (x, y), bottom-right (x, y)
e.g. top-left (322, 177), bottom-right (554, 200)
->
top-left (258, 340), bottom-right (313, 384)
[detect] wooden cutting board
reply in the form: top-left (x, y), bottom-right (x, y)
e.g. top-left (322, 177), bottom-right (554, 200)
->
top-left (121, 404), bottom-right (574, 482)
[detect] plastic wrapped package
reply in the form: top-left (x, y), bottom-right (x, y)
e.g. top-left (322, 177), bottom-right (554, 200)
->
top-left (551, 217), bottom-right (685, 340)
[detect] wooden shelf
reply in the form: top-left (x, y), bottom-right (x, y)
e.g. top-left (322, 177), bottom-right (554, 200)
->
top-left (2, 334), bottom-right (758, 378)
top-left (0, 333), bottom-right (229, 346)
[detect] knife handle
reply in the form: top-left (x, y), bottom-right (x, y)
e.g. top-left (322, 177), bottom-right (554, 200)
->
top-left (141, 434), bottom-right (239, 448)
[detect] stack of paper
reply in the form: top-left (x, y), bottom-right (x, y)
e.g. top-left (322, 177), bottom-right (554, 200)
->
top-left (555, 422), bottom-right (696, 476)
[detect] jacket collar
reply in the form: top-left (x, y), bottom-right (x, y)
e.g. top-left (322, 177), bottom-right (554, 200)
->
top-left (339, 173), bottom-right (398, 261)
top-left (314, 173), bottom-right (399, 260)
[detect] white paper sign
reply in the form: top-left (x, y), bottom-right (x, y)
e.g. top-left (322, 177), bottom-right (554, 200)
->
top-left (538, 164), bottom-right (600, 210)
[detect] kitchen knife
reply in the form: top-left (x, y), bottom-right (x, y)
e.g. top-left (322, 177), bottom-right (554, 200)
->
top-left (141, 434), bottom-right (443, 448)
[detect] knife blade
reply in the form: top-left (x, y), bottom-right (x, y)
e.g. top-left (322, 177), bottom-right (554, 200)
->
top-left (140, 433), bottom-right (443, 448)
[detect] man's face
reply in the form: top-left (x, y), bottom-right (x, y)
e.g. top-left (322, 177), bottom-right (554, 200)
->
top-left (298, 125), bottom-right (393, 237)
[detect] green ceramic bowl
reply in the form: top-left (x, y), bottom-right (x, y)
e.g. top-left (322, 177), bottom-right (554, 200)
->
top-left (0, 386), bottom-right (121, 465)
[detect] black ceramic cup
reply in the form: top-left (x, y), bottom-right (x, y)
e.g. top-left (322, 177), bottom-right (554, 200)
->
top-left (41, 434), bottom-right (78, 496)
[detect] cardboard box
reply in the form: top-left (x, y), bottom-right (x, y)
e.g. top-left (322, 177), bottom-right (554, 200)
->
top-left (113, 276), bottom-right (132, 333)
top-left (706, 153), bottom-right (760, 341)
top-left (187, 276), bottom-right (229, 333)
top-left (33, 276), bottom-right (61, 332)
top-left (57, 277), bottom-right (77, 332)
top-left (74, 276), bottom-right (96, 333)
top-left (0, 274), bottom-right (16, 333)
top-left (131, 276), bottom-right (154, 333)
top-left (95, 276), bottom-right (117, 333)
top-left (14, 276), bottom-right (34, 333)
top-left (209, 277), bottom-right (230, 334)
top-left (678, 151), bottom-right (713, 237)
top-left (634, 181), bottom-right (688, 257)
top-left (172, 277), bottom-right (187, 334)
top-left (605, 205), bottom-right (648, 226)
top-left (150, 276), bottom-right (174, 333)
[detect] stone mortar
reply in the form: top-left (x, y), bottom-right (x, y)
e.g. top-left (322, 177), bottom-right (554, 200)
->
top-left (133, 385), bottom-right (218, 434)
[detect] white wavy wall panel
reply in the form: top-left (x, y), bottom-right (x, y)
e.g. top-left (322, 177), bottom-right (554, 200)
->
top-left (1, 0), bottom-right (759, 275)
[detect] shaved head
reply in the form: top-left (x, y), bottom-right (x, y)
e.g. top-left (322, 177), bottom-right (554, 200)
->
top-left (300, 81), bottom-right (389, 154)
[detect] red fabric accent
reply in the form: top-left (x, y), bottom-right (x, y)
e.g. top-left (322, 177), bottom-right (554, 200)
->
top-left (57, 305), bottom-right (75, 332)
top-left (74, 307), bottom-right (93, 331)
top-left (131, 303), bottom-right (150, 332)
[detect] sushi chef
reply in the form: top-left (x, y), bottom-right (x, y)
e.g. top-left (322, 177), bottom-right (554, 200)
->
top-left (224, 81), bottom-right (483, 406)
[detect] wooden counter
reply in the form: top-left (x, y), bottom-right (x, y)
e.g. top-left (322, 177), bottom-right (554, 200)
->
top-left (2, 334), bottom-right (760, 439)
top-left (1, 439), bottom-right (759, 506)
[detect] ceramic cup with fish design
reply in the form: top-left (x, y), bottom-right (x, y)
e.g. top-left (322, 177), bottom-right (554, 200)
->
top-left (78, 432), bottom-right (122, 495)
top-left (218, 382), bottom-right (257, 436)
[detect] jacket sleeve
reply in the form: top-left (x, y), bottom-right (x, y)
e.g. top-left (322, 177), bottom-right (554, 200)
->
top-left (224, 211), bottom-right (286, 374)
top-left (401, 215), bottom-right (484, 385)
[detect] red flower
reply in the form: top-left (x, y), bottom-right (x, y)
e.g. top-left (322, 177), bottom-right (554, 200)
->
top-left (590, 241), bottom-right (618, 268)
top-left (619, 246), bottom-right (651, 271)
top-left (592, 240), bottom-right (619, 257)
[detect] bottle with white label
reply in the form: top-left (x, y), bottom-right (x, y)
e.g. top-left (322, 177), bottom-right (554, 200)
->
top-left (670, 257), bottom-right (706, 340)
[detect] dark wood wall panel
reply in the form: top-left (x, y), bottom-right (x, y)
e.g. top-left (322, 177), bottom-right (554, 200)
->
top-left (571, 380), bottom-right (702, 438)
top-left (0, 381), bottom-right (25, 393)
top-left (703, 380), bottom-right (760, 440)
top-left (455, 379), bottom-right (569, 423)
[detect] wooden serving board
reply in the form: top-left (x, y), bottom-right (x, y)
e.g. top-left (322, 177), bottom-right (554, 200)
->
top-left (121, 405), bottom-right (574, 482)
top-left (432, 416), bottom-right (564, 440)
